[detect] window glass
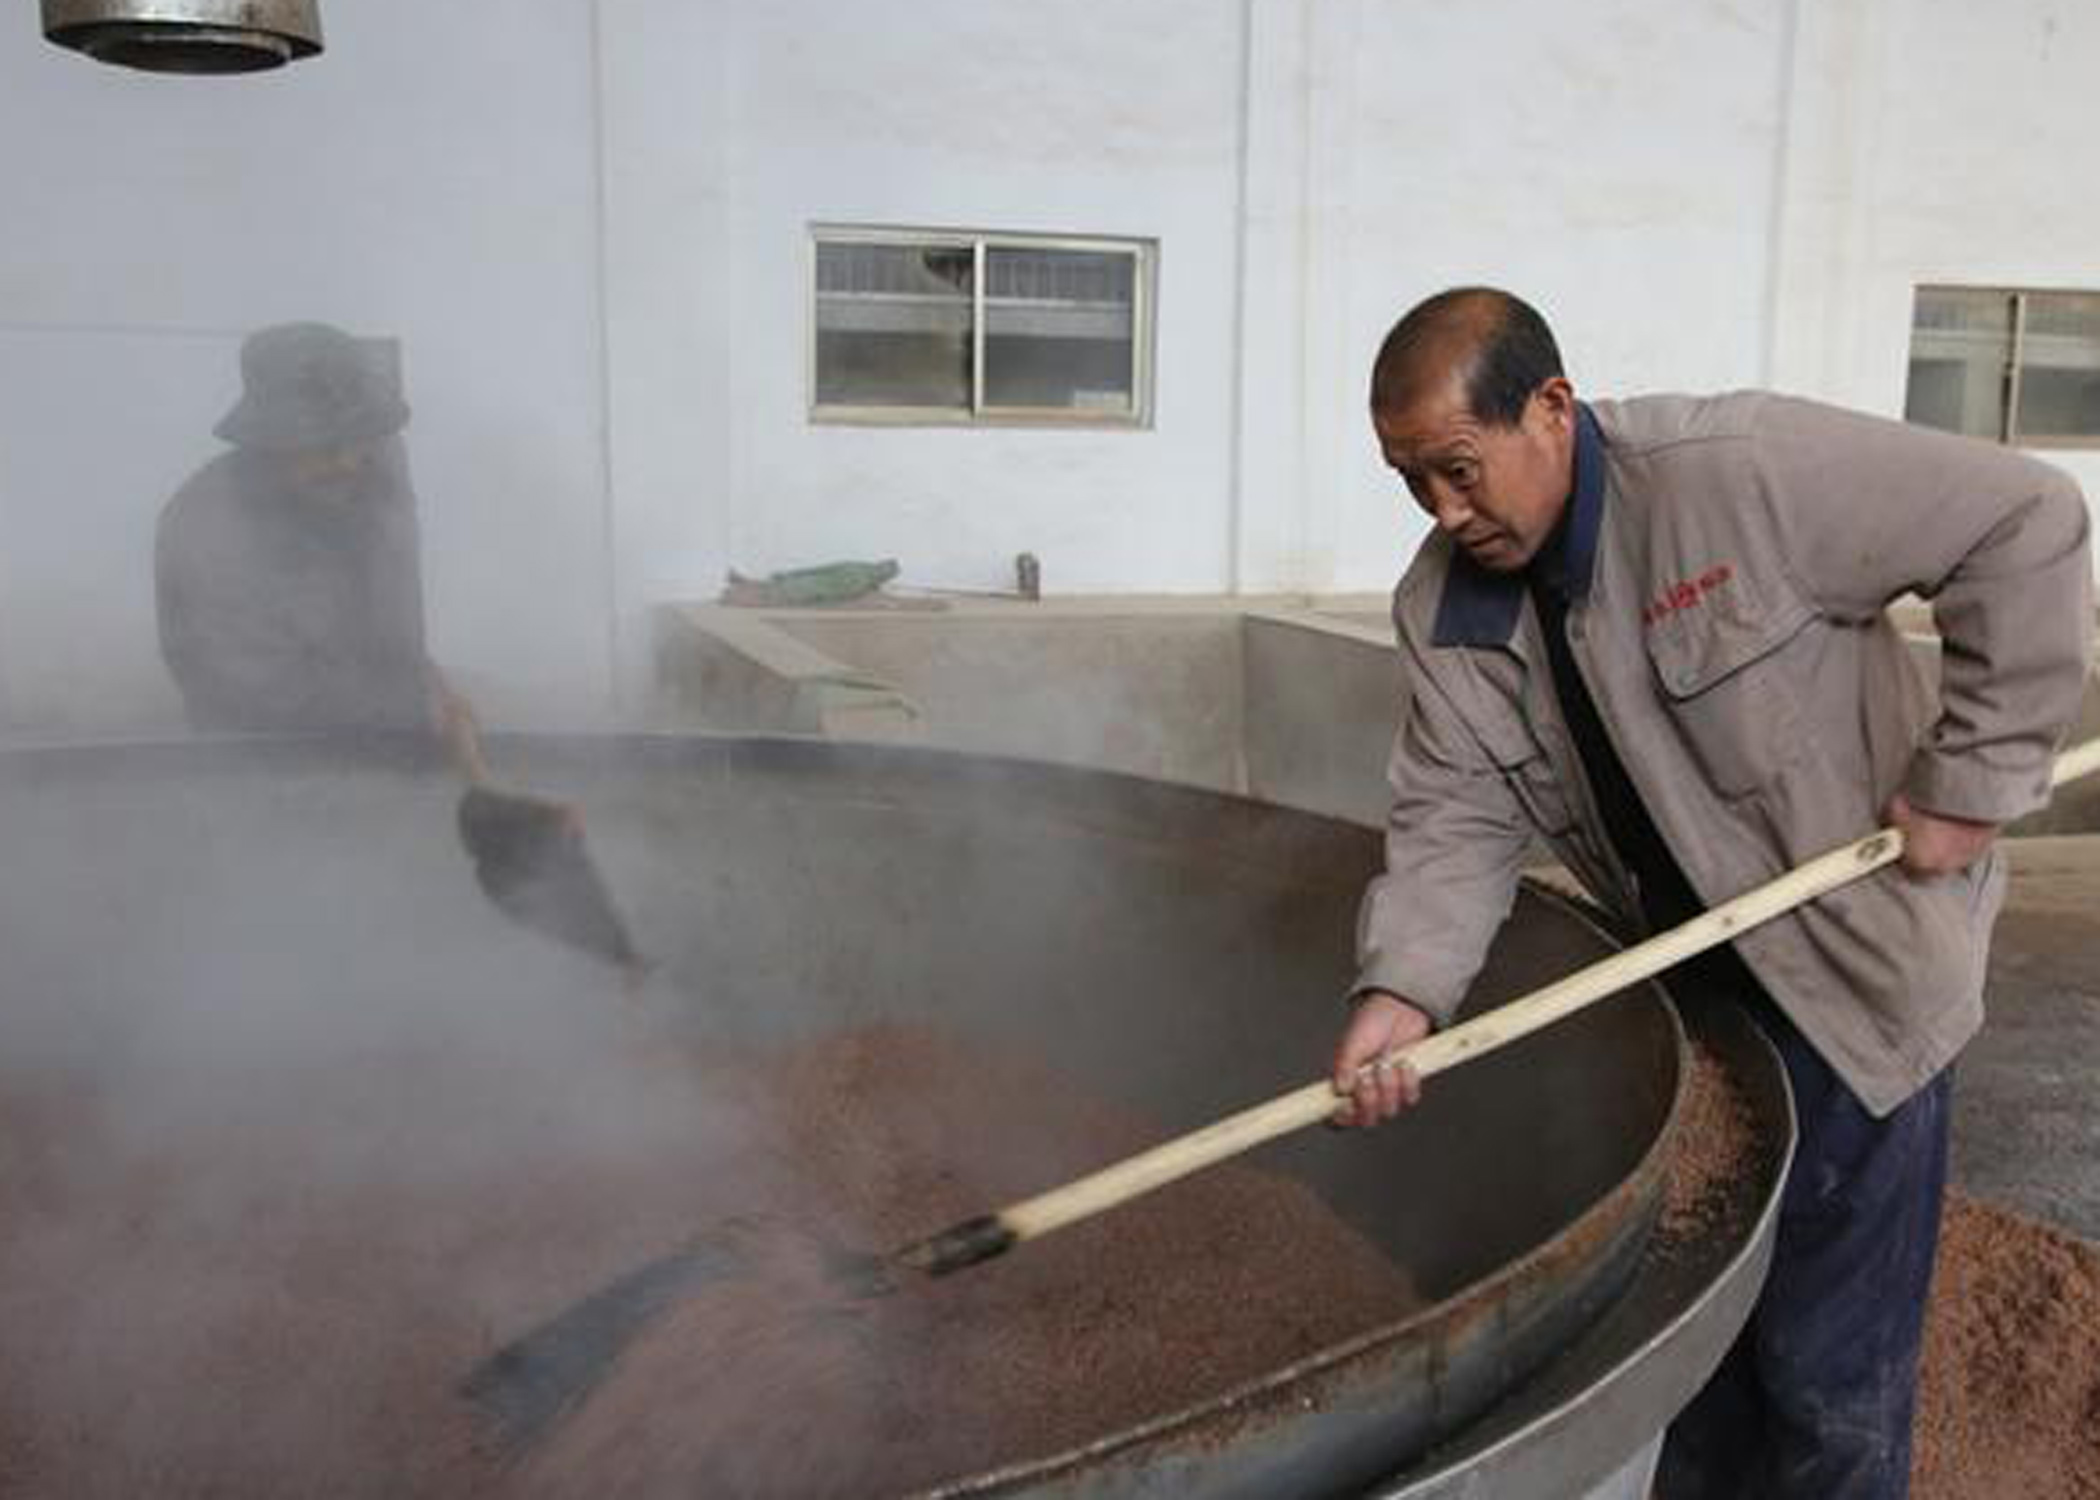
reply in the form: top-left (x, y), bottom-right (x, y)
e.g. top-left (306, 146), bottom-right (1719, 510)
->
top-left (982, 247), bottom-right (1137, 414)
top-left (812, 229), bottom-right (1151, 424)
top-left (2014, 291), bottom-right (2100, 443)
top-left (1904, 287), bottom-right (2011, 441)
top-left (814, 241), bottom-right (973, 410)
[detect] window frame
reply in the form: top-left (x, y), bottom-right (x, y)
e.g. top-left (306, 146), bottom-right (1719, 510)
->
top-left (807, 223), bottom-right (1157, 430)
top-left (1907, 283), bottom-right (2100, 451)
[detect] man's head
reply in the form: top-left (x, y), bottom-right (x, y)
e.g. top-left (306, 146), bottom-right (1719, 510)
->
top-left (214, 322), bottom-right (410, 468)
top-left (1368, 288), bottom-right (1577, 572)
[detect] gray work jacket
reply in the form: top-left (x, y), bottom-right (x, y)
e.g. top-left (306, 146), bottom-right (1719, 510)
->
top-left (1355, 392), bottom-right (2094, 1116)
top-left (155, 442), bottom-right (432, 734)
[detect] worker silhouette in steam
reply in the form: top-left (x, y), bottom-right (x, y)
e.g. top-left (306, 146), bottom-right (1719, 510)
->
top-left (153, 324), bottom-right (647, 980)
top-left (155, 320), bottom-right (443, 734)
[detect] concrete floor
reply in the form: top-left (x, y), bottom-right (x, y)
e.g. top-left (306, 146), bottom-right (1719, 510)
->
top-left (1951, 837), bottom-right (2100, 1241)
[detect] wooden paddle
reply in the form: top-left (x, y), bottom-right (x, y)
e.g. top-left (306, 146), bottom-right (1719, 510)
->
top-left (462, 736), bottom-right (2100, 1447)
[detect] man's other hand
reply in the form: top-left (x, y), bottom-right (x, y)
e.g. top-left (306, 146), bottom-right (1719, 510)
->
top-left (1330, 992), bottom-right (1434, 1129)
top-left (1884, 792), bottom-right (1999, 878)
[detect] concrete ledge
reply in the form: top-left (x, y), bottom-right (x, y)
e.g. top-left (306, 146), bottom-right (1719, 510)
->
top-left (657, 597), bottom-right (1247, 789)
top-left (653, 604), bottom-right (922, 741)
top-left (1240, 610), bottom-right (1401, 826)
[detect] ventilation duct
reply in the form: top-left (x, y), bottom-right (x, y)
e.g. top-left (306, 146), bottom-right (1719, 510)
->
top-left (42, 0), bottom-right (322, 74)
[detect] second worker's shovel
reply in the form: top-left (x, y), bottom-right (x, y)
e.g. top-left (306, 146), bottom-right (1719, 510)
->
top-left (435, 688), bottom-right (648, 979)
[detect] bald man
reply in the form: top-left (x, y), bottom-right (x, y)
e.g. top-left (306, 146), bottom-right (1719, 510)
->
top-left (1330, 287), bottom-right (2092, 1499)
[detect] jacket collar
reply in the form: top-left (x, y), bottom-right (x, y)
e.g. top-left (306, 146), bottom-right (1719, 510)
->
top-left (1430, 402), bottom-right (1605, 648)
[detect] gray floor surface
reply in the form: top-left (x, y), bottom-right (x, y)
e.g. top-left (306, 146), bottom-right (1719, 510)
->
top-left (1950, 837), bottom-right (2100, 1242)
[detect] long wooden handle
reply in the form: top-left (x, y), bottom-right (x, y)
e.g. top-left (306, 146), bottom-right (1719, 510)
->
top-left (933, 737), bottom-right (2100, 1265)
top-left (433, 680), bottom-right (495, 788)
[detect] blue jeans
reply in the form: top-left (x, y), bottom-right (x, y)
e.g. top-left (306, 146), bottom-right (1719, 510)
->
top-left (1656, 994), bottom-right (1950, 1500)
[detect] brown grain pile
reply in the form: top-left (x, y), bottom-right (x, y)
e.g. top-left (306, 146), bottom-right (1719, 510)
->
top-left (0, 1022), bottom-right (1421, 1500)
top-left (1646, 1044), bottom-right (2100, 1500)
top-left (1913, 1193), bottom-right (2100, 1500)
top-left (514, 1022), bottom-right (1423, 1497)
top-left (1658, 1039), bottom-right (1757, 1242)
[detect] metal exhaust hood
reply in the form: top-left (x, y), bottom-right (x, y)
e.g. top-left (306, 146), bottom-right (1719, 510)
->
top-left (42, 0), bottom-right (322, 74)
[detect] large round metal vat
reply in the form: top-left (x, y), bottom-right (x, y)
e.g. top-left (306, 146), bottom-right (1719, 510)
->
top-left (0, 735), bottom-right (1783, 1497)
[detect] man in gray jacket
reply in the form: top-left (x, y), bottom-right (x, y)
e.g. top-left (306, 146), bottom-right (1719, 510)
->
top-left (1329, 287), bottom-right (2093, 1499)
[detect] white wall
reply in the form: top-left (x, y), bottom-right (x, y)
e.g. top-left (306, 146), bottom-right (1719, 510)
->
top-left (1, 0), bottom-right (2094, 731)
top-left (0, 1), bottom-right (611, 730)
top-left (1770, 0), bottom-right (2100, 526)
top-left (600, 0), bottom-right (1800, 680)
top-left (607, 0), bottom-right (2100, 619)
top-left (606, 0), bottom-right (1798, 613)
top-left (599, 0), bottom-right (1247, 708)
top-left (1242, 0), bottom-right (1795, 593)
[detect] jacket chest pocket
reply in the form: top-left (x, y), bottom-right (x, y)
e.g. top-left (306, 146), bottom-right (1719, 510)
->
top-left (1466, 701), bottom-right (1578, 836)
top-left (1645, 596), bottom-right (1813, 801)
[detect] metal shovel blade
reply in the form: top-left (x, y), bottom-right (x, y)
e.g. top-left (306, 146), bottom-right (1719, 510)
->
top-left (456, 786), bottom-right (645, 973)
top-left (460, 1221), bottom-right (894, 1454)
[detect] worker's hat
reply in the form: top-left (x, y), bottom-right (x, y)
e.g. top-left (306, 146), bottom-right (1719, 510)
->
top-left (214, 322), bottom-right (411, 452)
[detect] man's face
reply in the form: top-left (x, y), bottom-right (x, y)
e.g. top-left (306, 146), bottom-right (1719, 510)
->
top-left (284, 442), bottom-right (380, 503)
top-left (1373, 375), bottom-right (1577, 572)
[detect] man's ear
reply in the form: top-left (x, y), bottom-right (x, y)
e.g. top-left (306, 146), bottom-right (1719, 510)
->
top-left (1532, 376), bottom-right (1577, 431)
